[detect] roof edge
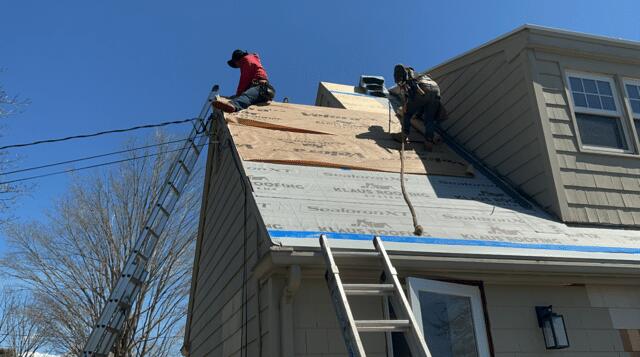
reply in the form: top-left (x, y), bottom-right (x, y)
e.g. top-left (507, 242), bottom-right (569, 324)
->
top-left (427, 24), bottom-right (640, 73)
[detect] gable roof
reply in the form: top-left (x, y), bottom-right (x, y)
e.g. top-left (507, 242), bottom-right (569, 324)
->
top-left (218, 101), bottom-right (640, 264)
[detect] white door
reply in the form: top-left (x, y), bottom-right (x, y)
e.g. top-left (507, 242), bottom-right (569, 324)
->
top-left (407, 278), bottom-right (491, 357)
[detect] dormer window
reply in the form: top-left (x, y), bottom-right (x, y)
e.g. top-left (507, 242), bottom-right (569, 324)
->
top-left (623, 79), bottom-right (640, 136)
top-left (566, 72), bottom-right (631, 153)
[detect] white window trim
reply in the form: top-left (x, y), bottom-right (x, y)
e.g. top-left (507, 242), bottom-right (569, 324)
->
top-left (622, 77), bottom-right (640, 120)
top-left (407, 278), bottom-right (491, 357)
top-left (565, 70), bottom-right (632, 154)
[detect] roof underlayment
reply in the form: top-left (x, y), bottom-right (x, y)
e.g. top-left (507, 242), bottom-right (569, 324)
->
top-left (225, 102), bottom-right (640, 263)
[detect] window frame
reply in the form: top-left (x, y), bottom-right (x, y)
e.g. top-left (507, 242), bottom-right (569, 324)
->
top-left (564, 70), bottom-right (633, 154)
top-left (406, 277), bottom-right (492, 357)
top-left (622, 77), bottom-right (640, 120)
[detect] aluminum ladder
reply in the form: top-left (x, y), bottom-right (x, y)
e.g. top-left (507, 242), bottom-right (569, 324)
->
top-left (82, 85), bottom-right (220, 356)
top-left (320, 235), bottom-right (432, 357)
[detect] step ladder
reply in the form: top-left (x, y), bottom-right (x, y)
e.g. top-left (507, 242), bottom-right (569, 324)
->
top-left (320, 235), bottom-right (432, 357)
top-left (82, 85), bottom-right (220, 356)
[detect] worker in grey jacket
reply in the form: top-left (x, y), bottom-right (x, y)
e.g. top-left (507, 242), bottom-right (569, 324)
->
top-left (391, 64), bottom-right (446, 151)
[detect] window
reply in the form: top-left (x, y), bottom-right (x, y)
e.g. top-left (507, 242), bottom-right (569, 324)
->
top-left (567, 72), bottom-right (630, 152)
top-left (623, 79), bottom-right (640, 136)
top-left (406, 278), bottom-right (491, 357)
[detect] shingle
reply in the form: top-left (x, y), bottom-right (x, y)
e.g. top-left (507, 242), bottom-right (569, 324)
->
top-left (584, 207), bottom-right (599, 222)
top-left (610, 175), bottom-right (624, 191)
top-left (546, 105), bottom-right (571, 121)
top-left (553, 136), bottom-right (578, 152)
top-left (566, 188), bottom-right (588, 205)
top-left (622, 193), bottom-right (640, 208)
top-left (574, 172), bottom-right (597, 188)
top-left (550, 120), bottom-right (574, 136)
top-left (605, 192), bottom-right (625, 207)
top-left (586, 191), bottom-right (609, 206)
top-left (560, 170), bottom-right (578, 185)
top-left (621, 176), bottom-right (640, 192)
top-left (618, 210), bottom-right (635, 225)
top-left (562, 154), bottom-right (578, 169)
top-left (593, 174), bottom-right (617, 190)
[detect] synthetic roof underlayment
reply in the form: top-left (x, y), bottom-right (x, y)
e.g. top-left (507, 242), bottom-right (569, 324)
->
top-left (225, 102), bottom-right (640, 263)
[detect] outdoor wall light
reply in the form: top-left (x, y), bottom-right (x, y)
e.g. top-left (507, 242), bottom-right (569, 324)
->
top-left (535, 305), bottom-right (569, 349)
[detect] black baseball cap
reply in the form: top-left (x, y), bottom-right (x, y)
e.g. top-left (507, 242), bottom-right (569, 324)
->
top-left (227, 49), bottom-right (248, 68)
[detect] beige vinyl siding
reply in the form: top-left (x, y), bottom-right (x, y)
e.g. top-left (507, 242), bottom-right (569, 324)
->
top-left (430, 39), bottom-right (558, 214)
top-left (186, 118), bottom-right (269, 357)
top-left (291, 278), bottom-right (389, 357)
top-left (486, 283), bottom-right (640, 356)
top-left (531, 50), bottom-right (640, 226)
top-left (282, 270), bottom-right (640, 356)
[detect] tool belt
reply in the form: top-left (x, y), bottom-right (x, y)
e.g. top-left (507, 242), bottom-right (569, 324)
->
top-left (252, 79), bottom-right (275, 101)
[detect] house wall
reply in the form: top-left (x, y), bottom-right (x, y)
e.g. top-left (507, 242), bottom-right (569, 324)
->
top-left (279, 268), bottom-right (640, 356)
top-left (529, 46), bottom-right (640, 226)
top-left (487, 283), bottom-right (640, 356)
top-left (184, 117), bottom-right (271, 357)
top-left (427, 32), bottom-right (562, 217)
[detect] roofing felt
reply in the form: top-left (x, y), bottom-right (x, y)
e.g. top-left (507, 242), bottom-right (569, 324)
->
top-left (246, 161), bottom-right (640, 262)
top-left (222, 101), bottom-right (640, 263)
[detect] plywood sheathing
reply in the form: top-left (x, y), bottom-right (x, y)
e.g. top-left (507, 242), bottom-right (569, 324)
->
top-left (226, 102), bottom-right (472, 177)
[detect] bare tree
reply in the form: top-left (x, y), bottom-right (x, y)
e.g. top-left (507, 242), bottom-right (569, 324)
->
top-left (1, 132), bottom-right (203, 356)
top-left (0, 289), bottom-right (49, 357)
top-left (0, 289), bottom-right (10, 348)
top-left (0, 75), bottom-right (30, 222)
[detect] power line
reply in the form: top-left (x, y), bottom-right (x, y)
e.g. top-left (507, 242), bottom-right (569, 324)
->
top-left (0, 143), bottom-right (207, 186)
top-left (0, 118), bottom-right (199, 151)
top-left (1, 135), bottom-right (207, 176)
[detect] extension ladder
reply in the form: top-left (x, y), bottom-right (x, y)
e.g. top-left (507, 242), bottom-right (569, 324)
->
top-left (320, 235), bottom-right (432, 357)
top-left (82, 85), bottom-right (220, 356)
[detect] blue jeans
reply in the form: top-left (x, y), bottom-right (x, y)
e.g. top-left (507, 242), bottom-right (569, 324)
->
top-left (231, 83), bottom-right (275, 111)
top-left (402, 90), bottom-right (440, 141)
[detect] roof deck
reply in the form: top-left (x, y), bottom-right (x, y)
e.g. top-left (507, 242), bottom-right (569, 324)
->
top-left (221, 101), bottom-right (640, 263)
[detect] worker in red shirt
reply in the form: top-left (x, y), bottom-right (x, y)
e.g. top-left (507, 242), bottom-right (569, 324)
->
top-left (212, 49), bottom-right (275, 113)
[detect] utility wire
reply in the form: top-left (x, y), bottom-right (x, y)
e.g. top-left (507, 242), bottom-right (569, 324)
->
top-left (0, 118), bottom-right (199, 151)
top-left (0, 143), bottom-right (207, 186)
top-left (1, 135), bottom-right (207, 176)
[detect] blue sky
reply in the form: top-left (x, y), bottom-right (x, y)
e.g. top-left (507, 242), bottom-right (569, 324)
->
top-left (0, 0), bottom-right (639, 254)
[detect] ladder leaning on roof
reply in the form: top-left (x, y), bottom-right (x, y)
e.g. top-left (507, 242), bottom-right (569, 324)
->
top-left (82, 85), bottom-right (220, 356)
top-left (320, 235), bottom-right (432, 357)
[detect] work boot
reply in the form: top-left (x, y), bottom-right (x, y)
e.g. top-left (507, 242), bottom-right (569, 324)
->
top-left (212, 96), bottom-right (237, 113)
top-left (391, 132), bottom-right (409, 145)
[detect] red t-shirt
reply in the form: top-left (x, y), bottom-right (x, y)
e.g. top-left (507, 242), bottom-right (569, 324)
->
top-left (236, 53), bottom-right (269, 96)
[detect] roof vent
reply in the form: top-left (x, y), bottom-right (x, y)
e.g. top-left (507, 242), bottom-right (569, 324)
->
top-left (358, 75), bottom-right (388, 98)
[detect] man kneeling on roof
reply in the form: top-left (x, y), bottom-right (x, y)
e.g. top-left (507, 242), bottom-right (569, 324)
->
top-left (391, 64), bottom-right (447, 151)
top-left (212, 49), bottom-right (275, 113)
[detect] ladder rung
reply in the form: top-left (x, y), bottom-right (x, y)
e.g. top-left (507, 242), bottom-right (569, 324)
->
top-left (343, 283), bottom-right (394, 296)
top-left (147, 226), bottom-right (159, 238)
top-left (331, 251), bottom-right (380, 258)
top-left (190, 140), bottom-right (201, 155)
top-left (157, 203), bottom-right (170, 217)
top-left (134, 250), bottom-right (148, 261)
top-left (178, 160), bottom-right (191, 174)
top-left (99, 324), bottom-right (119, 335)
top-left (355, 319), bottom-right (410, 332)
top-left (167, 181), bottom-right (180, 196)
top-left (116, 299), bottom-right (131, 310)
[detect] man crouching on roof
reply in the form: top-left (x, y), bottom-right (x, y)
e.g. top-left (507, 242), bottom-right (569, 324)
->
top-left (391, 64), bottom-right (447, 151)
top-left (212, 49), bottom-right (276, 113)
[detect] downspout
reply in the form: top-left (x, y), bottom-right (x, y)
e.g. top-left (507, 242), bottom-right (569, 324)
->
top-left (280, 265), bottom-right (302, 357)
